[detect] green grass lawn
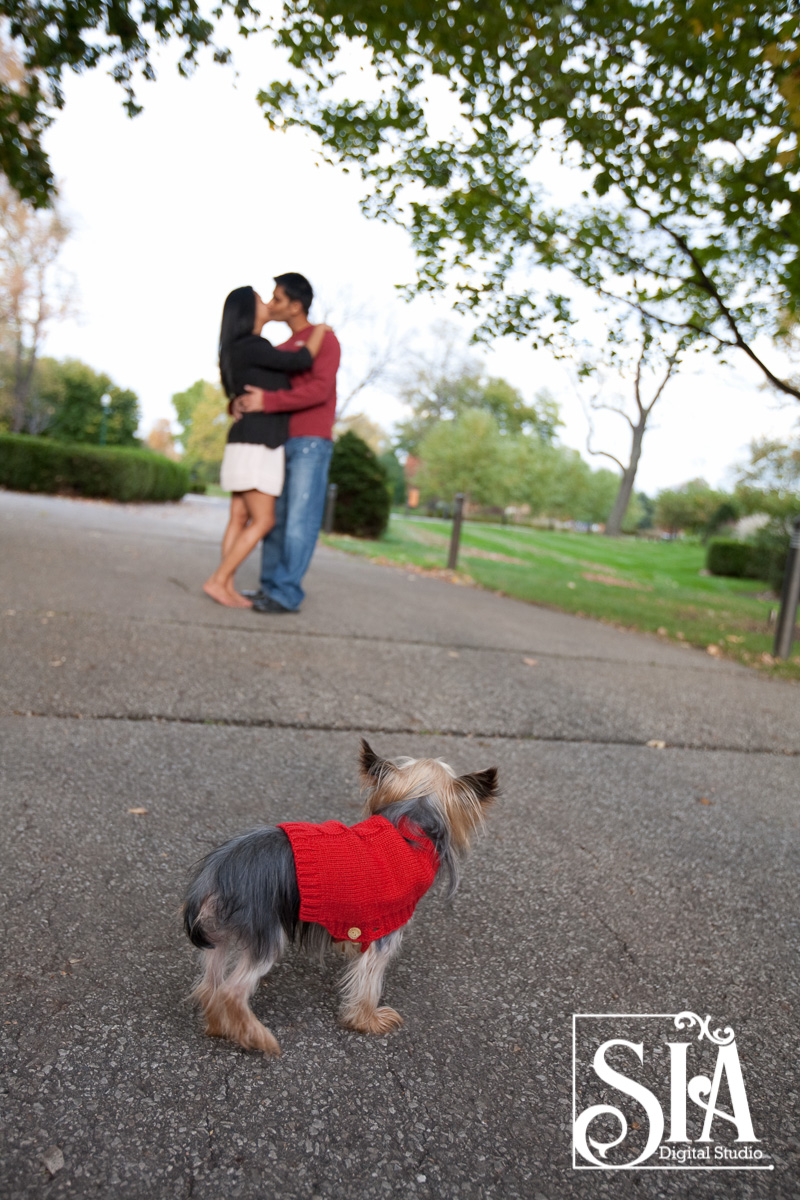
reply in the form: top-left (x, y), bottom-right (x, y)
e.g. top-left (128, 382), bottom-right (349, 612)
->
top-left (321, 516), bottom-right (799, 680)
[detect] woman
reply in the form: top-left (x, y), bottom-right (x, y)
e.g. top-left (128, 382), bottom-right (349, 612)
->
top-left (203, 286), bottom-right (330, 608)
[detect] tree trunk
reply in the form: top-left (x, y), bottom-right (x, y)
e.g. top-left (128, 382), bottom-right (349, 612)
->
top-left (604, 417), bottom-right (646, 537)
top-left (11, 339), bottom-right (30, 433)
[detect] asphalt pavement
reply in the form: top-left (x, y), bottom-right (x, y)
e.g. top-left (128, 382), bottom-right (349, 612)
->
top-left (1, 490), bottom-right (798, 1200)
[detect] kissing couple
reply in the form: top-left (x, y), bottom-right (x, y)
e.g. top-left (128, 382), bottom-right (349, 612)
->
top-left (203, 272), bottom-right (340, 613)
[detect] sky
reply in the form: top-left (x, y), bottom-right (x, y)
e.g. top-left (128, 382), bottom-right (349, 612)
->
top-left (38, 27), bottom-right (799, 496)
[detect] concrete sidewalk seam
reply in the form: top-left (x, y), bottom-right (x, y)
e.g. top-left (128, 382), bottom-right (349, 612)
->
top-left (4, 710), bottom-right (799, 757)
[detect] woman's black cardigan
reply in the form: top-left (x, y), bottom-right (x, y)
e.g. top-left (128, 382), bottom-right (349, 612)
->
top-left (225, 335), bottom-right (313, 449)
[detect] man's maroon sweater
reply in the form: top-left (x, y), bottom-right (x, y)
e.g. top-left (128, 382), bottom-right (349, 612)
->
top-left (278, 815), bottom-right (439, 950)
top-left (259, 325), bottom-right (340, 439)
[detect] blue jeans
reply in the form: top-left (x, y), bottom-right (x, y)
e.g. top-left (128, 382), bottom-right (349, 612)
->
top-left (259, 436), bottom-right (333, 611)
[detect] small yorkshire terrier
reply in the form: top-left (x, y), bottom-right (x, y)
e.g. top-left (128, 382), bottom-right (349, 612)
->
top-left (183, 739), bottom-right (498, 1055)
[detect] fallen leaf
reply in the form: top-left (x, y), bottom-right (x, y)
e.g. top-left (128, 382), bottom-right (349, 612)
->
top-left (566, 581), bottom-right (576, 589)
top-left (128, 807), bottom-right (148, 816)
top-left (760, 653), bottom-right (775, 666)
top-left (646, 739), bottom-right (667, 749)
top-left (523, 657), bottom-right (539, 666)
top-left (726, 635), bottom-right (744, 643)
top-left (697, 797), bottom-right (714, 806)
top-left (706, 644), bottom-right (722, 657)
top-left (448, 651), bottom-right (460, 658)
top-left (656, 626), bottom-right (668, 636)
top-left (40, 1147), bottom-right (64, 1176)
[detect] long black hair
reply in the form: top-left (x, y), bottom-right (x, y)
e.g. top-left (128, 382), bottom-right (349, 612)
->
top-left (219, 286), bottom-right (256, 399)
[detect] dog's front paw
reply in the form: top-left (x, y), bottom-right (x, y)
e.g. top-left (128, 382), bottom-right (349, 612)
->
top-left (342, 1005), bottom-right (404, 1035)
top-left (371, 1006), bottom-right (403, 1034)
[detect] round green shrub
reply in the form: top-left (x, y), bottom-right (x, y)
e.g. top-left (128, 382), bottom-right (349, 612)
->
top-left (0, 434), bottom-right (189, 501)
top-left (706, 539), bottom-right (755, 579)
top-left (328, 431), bottom-right (390, 539)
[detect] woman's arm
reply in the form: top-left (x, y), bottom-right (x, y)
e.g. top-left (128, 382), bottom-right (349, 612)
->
top-left (243, 324), bottom-right (333, 375)
top-left (303, 323), bottom-right (332, 359)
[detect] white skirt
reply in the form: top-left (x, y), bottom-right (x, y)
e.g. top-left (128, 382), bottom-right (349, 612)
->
top-left (220, 443), bottom-right (285, 496)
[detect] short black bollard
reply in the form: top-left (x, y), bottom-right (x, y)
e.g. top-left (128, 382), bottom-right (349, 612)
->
top-left (323, 482), bottom-right (338, 534)
top-left (447, 493), bottom-right (465, 571)
top-left (773, 516), bottom-right (800, 660)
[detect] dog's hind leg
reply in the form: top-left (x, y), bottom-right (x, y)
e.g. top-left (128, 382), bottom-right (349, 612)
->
top-left (191, 945), bottom-right (229, 1014)
top-left (200, 947), bottom-right (283, 1055)
top-left (338, 931), bottom-right (404, 1035)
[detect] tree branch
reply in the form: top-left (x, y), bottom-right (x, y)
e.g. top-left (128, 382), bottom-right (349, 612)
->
top-left (591, 399), bottom-right (636, 430)
top-left (631, 201), bottom-right (800, 401)
top-left (586, 441), bottom-right (626, 472)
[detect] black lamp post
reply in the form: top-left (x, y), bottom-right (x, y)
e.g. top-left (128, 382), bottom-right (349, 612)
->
top-left (447, 493), bottom-right (465, 570)
top-left (773, 516), bottom-right (800, 660)
top-left (99, 393), bottom-right (111, 446)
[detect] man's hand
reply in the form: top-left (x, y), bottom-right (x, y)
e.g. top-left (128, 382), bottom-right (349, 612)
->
top-left (231, 385), bottom-right (264, 419)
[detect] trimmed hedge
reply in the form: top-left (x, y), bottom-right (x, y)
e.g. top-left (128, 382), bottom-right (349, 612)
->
top-left (0, 433), bottom-right (189, 502)
top-left (706, 539), bottom-right (757, 579)
top-left (329, 431), bottom-right (390, 539)
top-left (706, 535), bottom-right (788, 594)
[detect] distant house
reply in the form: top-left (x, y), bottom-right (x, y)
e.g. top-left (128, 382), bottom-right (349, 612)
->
top-left (404, 456), bottom-right (421, 509)
top-left (735, 514), bottom-right (771, 539)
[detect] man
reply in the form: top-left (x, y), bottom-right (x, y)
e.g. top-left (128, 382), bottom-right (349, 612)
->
top-left (233, 272), bottom-right (340, 614)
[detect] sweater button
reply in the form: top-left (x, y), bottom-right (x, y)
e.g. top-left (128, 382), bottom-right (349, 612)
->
top-left (347, 927), bottom-right (362, 941)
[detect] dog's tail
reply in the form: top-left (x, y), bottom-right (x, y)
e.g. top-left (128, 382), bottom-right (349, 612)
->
top-left (183, 826), bottom-right (300, 959)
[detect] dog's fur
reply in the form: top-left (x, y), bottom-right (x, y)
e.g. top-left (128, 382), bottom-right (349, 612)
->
top-left (182, 739), bottom-right (498, 1054)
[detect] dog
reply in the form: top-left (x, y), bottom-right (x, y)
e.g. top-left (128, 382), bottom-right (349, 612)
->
top-left (182, 739), bottom-right (498, 1054)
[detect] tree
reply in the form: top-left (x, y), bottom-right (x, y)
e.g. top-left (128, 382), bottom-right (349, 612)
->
top-left (396, 333), bottom-right (561, 456)
top-left (0, 350), bottom-right (57, 433)
top-left (734, 437), bottom-right (800, 522)
top-left (379, 449), bottom-right (406, 507)
top-left (43, 359), bottom-right (140, 445)
top-left (636, 493), bottom-right (657, 531)
top-left (736, 437), bottom-right (800, 499)
top-left (655, 479), bottom-right (734, 536)
top-left (317, 290), bottom-right (400, 422)
top-left (0, 34), bottom-right (53, 204)
top-left (257, 2), bottom-right (800, 402)
top-left (581, 318), bottom-right (686, 536)
top-left (416, 410), bottom-right (514, 508)
top-left (581, 468), bottom-right (626, 530)
top-left (146, 418), bottom-right (179, 459)
top-left (415, 408), bottom-right (620, 525)
top-left (0, 8), bottom-right (262, 203)
top-left (172, 378), bottom-right (229, 483)
top-left (0, 179), bottom-right (73, 431)
top-left (334, 412), bottom-right (387, 455)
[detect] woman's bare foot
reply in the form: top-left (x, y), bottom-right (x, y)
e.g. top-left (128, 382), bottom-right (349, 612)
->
top-left (203, 579), bottom-right (252, 608)
top-left (223, 580), bottom-right (253, 607)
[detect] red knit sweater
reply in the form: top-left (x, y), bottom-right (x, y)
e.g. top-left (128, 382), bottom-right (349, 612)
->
top-left (261, 326), bottom-right (340, 439)
top-left (278, 815), bottom-right (439, 950)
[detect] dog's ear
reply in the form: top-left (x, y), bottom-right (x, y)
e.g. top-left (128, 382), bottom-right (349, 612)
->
top-left (458, 767), bottom-right (499, 807)
top-left (359, 738), bottom-right (388, 782)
